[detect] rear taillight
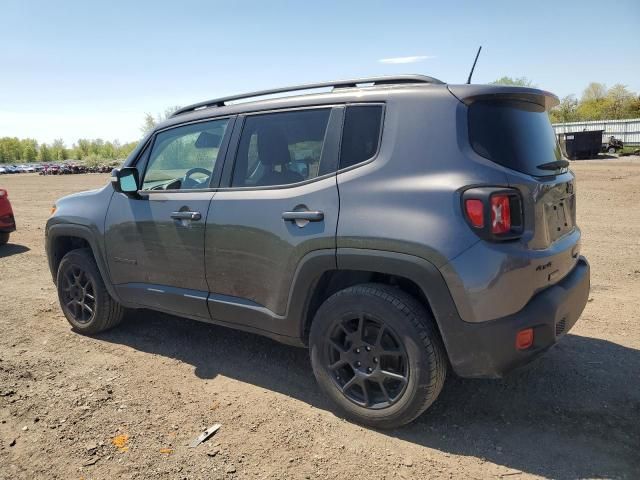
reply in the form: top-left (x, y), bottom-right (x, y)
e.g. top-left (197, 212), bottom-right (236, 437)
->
top-left (490, 194), bottom-right (511, 234)
top-left (462, 187), bottom-right (523, 241)
top-left (464, 199), bottom-right (484, 228)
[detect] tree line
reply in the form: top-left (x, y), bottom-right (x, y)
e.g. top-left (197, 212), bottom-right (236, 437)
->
top-left (0, 137), bottom-right (138, 165)
top-left (0, 107), bottom-right (179, 165)
top-left (492, 77), bottom-right (640, 123)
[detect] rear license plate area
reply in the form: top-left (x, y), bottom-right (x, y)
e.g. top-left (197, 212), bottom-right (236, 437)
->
top-left (545, 197), bottom-right (574, 241)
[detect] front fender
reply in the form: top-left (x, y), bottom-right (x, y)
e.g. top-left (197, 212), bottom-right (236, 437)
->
top-left (45, 223), bottom-right (122, 304)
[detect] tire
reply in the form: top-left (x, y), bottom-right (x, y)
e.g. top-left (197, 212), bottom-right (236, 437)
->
top-left (309, 283), bottom-right (447, 428)
top-left (607, 147), bottom-right (616, 154)
top-left (0, 232), bottom-right (9, 246)
top-left (56, 248), bottom-right (125, 334)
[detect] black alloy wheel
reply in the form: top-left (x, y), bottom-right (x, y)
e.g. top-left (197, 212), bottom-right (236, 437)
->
top-left (326, 313), bottom-right (409, 409)
top-left (59, 263), bottom-right (96, 324)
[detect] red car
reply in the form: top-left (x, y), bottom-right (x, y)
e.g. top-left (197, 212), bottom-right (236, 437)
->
top-left (0, 188), bottom-right (16, 245)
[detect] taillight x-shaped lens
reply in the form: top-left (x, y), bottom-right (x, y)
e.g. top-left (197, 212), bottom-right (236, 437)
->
top-left (491, 195), bottom-right (511, 234)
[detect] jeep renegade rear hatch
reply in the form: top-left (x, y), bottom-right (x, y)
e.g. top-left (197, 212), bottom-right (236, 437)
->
top-left (468, 100), bottom-right (564, 177)
top-left (448, 85), bottom-right (563, 177)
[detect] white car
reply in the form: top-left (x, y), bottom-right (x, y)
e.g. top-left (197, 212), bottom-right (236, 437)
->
top-left (0, 166), bottom-right (7, 174)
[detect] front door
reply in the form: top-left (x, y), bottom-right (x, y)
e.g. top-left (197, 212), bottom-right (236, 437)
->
top-left (105, 116), bottom-right (233, 318)
top-left (205, 107), bottom-right (343, 331)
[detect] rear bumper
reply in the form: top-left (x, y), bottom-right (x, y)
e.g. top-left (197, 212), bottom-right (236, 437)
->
top-left (445, 256), bottom-right (590, 378)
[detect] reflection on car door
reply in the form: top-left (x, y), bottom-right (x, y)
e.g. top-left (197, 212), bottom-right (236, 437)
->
top-left (105, 117), bottom-right (234, 318)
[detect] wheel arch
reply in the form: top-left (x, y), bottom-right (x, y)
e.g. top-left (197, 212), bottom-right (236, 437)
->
top-left (293, 248), bottom-right (464, 361)
top-left (46, 223), bottom-right (121, 303)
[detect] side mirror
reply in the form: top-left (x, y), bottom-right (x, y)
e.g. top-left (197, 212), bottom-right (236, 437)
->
top-left (111, 167), bottom-right (140, 195)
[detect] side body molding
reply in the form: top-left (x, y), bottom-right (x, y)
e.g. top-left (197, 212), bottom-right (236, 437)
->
top-left (206, 249), bottom-right (336, 347)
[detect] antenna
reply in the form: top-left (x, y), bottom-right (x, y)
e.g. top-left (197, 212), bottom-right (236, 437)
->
top-left (466, 46), bottom-right (482, 84)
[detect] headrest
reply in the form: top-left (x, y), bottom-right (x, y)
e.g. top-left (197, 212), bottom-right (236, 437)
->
top-left (257, 125), bottom-right (290, 166)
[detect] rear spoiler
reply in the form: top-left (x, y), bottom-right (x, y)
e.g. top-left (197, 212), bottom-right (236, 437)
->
top-left (447, 84), bottom-right (559, 111)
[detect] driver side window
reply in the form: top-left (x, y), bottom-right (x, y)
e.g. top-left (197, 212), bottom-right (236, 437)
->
top-left (141, 118), bottom-right (229, 191)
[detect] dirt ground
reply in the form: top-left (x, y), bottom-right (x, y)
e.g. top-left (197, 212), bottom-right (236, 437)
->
top-left (1, 159), bottom-right (639, 480)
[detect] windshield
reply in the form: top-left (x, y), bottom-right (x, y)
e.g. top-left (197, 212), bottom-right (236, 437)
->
top-left (468, 100), bottom-right (563, 176)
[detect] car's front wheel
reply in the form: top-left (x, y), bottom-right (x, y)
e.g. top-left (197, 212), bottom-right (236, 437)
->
top-left (0, 232), bottom-right (9, 246)
top-left (309, 284), bottom-right (447, 428)
top-left (56, 248), bottom-right (125, 334)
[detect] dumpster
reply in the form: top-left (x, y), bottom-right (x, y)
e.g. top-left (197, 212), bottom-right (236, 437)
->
top-left (558, 130), bottom-right (604, 160)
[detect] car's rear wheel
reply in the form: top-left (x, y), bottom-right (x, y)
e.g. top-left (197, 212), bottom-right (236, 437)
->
top-left (56, 248), bottom-right (125, 334)
top-left (309, 284), bottom-right (447, 428)
top-left (0, 232), bottom-right (9, 246)
top-left (607, 146), bottom-right (616, 154)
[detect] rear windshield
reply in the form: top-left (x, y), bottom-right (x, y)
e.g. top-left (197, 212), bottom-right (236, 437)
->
top-left (468, 100), bottom-right (562, 176)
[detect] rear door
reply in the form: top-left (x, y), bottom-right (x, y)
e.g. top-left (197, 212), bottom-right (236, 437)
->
top-left (205, 106), bottom-right (343, 329)
top-left (105, 117), bottom-right (234, 318)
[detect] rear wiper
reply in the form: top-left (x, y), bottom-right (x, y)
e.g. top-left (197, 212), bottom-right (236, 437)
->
top-left (536, 160), bottom-right (570, 171)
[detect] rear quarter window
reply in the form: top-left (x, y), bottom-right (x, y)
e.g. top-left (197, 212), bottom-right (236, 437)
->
top-left (339, 105), bottom-right (383, 169)
top-left (468, 100), bottom-right (562, 176)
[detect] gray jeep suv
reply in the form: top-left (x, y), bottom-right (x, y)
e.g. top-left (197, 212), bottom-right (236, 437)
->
top-left (46, 75), bottom-right (590, 428)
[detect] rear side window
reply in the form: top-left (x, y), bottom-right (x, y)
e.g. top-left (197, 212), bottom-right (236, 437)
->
top-left (468, 100), bottom-right (562, 176)
top-left (339, 105), bottom-right (383, 169)
top-left (232, 108), bottom-right (331, 187)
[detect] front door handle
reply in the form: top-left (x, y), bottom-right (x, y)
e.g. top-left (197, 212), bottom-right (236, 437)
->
top-left (171, 211), bottom-right (202, 221)
top-left (282, 210), bottom-right (324, 222)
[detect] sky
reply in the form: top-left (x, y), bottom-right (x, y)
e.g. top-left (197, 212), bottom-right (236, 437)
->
top-left (1, 0), bottom-right (639, 146)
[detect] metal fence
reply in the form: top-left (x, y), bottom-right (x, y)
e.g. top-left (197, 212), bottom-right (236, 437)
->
top-left (552, 118), bottom-right (640, 146)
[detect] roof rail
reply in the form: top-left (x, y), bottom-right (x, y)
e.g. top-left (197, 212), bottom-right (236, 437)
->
top-left (170, 74), bottom-right (443, 117)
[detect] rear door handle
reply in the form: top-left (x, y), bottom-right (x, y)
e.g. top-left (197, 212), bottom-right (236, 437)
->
top-left (282, 210), bottom-right (324, 222)
top-left (171, 211), bottom-right (202, 221)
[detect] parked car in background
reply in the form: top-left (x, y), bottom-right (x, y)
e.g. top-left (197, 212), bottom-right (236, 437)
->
top-left (0, 188), bottom-right (16, 245)
top-left (41, 164), bottom-right (60, 175)
top-left (0, 166), bottom-right (7, 174)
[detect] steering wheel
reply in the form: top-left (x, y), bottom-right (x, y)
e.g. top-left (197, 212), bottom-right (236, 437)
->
top-left (181, 167), bottom-right (212, 189)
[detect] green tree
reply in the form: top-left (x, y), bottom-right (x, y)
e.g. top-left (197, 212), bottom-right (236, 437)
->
top-left (581, 82), bottom-right (607, 102)
top-left (574, 82), bottom-right (607, 120)
top-left (550, 95), bottom-right (579, 123)
top-left (51, 138), bottom-right (68, 161)
top-left (141, 113), bottom-right (157, 135)
top-left (23, 143), bottom-right (37, 162)
top-left (491, 76), bottom-right (536, 87)
top-left (37, 143), bottom-right (52, 162)
top-left (76, 139), bottom-right (91, 158)
top-left (604, 84), bottom-right (636, 119)
top-left (140, 106), bottom-right (182, 135)
top-left (0, 137), bottom-right (22, 163)
top-left (21, 138), bottom-right (38, 162)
